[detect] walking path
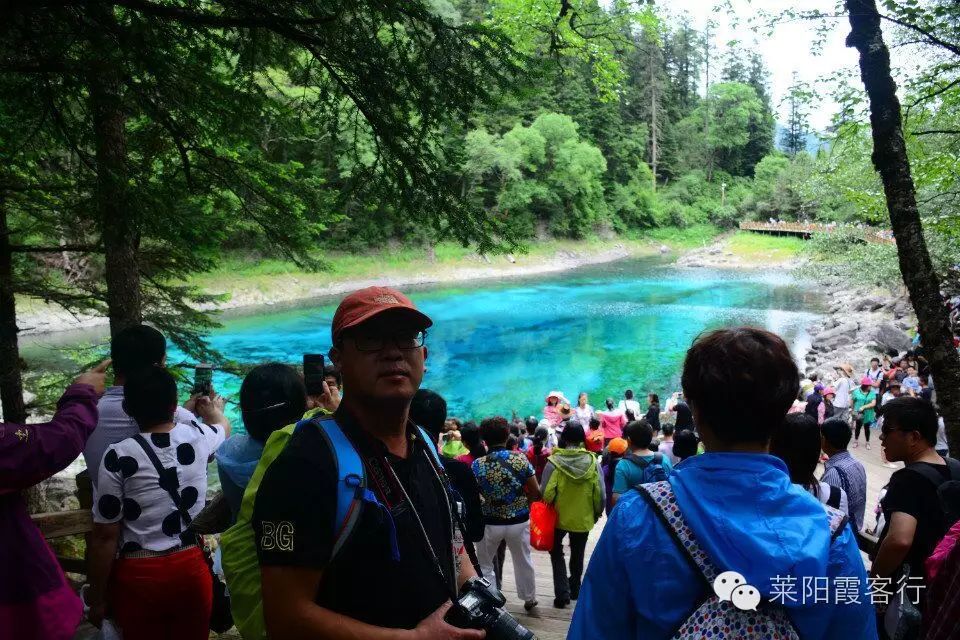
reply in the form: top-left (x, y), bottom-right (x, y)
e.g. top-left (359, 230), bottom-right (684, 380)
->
top-left (73, 440), bottom-right (900, 640)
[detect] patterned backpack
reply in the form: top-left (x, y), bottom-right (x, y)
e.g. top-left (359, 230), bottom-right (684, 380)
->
top-left (636, 481), bottom-right (847, 640)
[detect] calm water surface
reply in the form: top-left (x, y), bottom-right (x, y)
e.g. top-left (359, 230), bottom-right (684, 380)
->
top-left (166, 258), bottom-right (823, 429)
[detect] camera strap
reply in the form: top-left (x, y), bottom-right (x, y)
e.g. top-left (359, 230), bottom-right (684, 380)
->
top-left (380, 448), bottom-right (460, 602)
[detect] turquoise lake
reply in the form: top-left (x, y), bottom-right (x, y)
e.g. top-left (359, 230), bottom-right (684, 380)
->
top-left (160, 258), bottom-right (823, 429)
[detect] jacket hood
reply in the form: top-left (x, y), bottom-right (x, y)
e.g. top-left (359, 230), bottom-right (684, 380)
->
top-left (669, 452), bottom-right (832, 611)
top-left (214, 434), bottom-right (264, 488)
top-left (550, 447), bottom-right (597, 481)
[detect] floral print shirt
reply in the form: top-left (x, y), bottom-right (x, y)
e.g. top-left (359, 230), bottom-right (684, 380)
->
top-left (472, 449), bottom-right (535, 525)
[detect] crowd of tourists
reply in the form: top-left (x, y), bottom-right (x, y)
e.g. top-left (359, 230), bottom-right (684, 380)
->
top-left (3, 285), bottom-right (960, 640)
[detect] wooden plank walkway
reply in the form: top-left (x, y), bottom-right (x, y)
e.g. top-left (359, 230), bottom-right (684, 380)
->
top-left (739, 221), bottom-right (895, 244)
top-left (72, 443), bottom-right (899, 640)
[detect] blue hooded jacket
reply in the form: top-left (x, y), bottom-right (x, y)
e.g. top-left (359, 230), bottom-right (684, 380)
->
top-left (568, 452), bottom-right (878, 640)
top-left (215, 434), bottom-right (265, 522)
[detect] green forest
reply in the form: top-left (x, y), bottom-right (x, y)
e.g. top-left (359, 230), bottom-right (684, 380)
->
top-left (3, 0), bottom-right (960, 440)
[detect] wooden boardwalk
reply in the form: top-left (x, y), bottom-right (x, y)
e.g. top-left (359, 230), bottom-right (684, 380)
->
top-left (71, 442), bottom-right (900, 640)
top-left (739, 221), bottom-right (895, 244)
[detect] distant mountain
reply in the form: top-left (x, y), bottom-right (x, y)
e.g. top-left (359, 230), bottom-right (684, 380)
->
top-left (774, 123), bottom-right (828, 155)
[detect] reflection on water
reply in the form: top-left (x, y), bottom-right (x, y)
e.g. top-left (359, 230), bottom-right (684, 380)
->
top-left (25, 259), bottom-right (824, 431)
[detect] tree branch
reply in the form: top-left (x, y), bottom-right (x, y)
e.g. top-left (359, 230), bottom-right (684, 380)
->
top-left (878, 12), bottom-right (960, 58)
top-left (911, 129), bottom-right (960, 136)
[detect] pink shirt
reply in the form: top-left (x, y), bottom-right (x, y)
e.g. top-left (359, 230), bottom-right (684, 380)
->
top-left (598, 410), bottom-right (626, 440)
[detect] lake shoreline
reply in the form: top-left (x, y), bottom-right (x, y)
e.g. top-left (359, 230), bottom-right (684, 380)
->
top-left (19, 242), bottom-right (663, 336)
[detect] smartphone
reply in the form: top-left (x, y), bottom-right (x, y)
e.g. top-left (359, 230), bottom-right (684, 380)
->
top-left (303, 354), bottom-right (326, 396)
top-left (193, 363), bottom-right (213, 395)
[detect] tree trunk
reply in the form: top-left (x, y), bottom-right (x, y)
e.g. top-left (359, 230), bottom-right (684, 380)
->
top-left (846, 0), bottom-right (960, 457)
top-left (649, 49), bottom-right (659, 191)
top-left (0, 199), bottom-right (27, 425)
top-left (89, 66), bottom-right (141, 335)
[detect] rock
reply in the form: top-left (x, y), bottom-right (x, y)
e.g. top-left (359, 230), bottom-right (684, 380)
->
top-left (506, 253), bottom-right (516, 264)
top-left (708, 248), bottom-right (721, 255)
top-left (685, 261), bottom-right (705, 268)
top-left (868, 321), bottom-right (913, 354)
top-left (814, 321), bottom-right (859, 351)
top-left (659, 245), bottom-right (670, 254)
top-left (854, 296), bottom-right (885, 312)
top-left (23, 389), bottom-right (36, 405)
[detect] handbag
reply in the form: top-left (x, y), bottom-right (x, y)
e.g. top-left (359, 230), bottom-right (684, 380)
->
top-left (529, 501), bottom-right (557, 551)
top-left (133, 435), bottom-right (234, 633)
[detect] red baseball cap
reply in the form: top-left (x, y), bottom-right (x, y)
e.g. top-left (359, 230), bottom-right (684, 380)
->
top-left (331, 286), bottom-right (432, 343)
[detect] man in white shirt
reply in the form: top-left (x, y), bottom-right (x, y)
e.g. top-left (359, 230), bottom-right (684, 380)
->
top-left (617, 389), bottom-right (641, 420)
top-left (832, 364), bottom-right (855, 425)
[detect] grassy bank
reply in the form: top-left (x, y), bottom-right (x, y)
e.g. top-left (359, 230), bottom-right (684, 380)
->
top-left (723, 232), bottom-right (806, 263)
top-left (188, 225), bottom-right (722, 297)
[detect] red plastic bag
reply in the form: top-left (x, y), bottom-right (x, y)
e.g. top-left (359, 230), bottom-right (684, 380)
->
top-left (530, 501), bottom-right (557, 551)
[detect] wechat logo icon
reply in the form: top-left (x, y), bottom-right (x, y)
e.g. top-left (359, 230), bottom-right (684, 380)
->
top-left (713, 571), bottom-right (761, 611)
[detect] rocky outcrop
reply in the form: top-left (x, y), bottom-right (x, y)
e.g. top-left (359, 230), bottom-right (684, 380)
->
top-left (802, 282), bottom-right (915, 377)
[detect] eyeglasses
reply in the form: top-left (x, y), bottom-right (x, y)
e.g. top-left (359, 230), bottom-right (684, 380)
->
top-left (347, 330), bottom-right (427, 352)
top-left (880, 424), bottom-right (914, 436)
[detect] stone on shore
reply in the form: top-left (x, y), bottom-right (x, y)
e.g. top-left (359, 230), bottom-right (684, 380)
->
top-left (868, 321), bottom-right (913, 354)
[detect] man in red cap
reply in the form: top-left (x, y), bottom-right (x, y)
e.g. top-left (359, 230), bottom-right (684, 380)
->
top-left (253, 287), bottom-right (484, 640)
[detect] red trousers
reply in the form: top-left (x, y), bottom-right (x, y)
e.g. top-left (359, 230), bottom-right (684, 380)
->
top-left (109, 546), bottom-right (212, 640)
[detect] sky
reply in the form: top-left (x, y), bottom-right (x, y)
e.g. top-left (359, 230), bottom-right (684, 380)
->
top-left (663, 0), bottom-right (861, 131)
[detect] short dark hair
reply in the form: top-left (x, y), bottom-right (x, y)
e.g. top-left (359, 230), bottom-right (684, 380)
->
top-left (112, 325), bottom-right (166, 377)
top-left (770, 413), bottom-right (820, 490)
top-left (662, 424), bottom-right (675, 437)
top-left (871, 357), bottom-right (881, 365)
top-left (560, 422), bottom-right (586, 447)
top-left (681, 327), bottom-right (799, 445)
top-left (123, 366), bottom-right (177, 429)
top-left (821, 416), bottom-right (852, 450)
top-left (625, 389), bottom-right (634, 400)
top-left (883, 396), bottom-right (939, 446)
top-left (673, 429), bottom-right (698, 459)
top-left (624, 419), bottom-right (653, 449)
top-left (410, 389), bottom-right (448, 440)
top-left (240, 363), bottom-right (308, 443)
top-left (589, 417), bottom-right (601, 430)
top-left (323, 364), bottom-right (342, 388)
top-left (480, 416), bottom-right (510, 446)
top-left (525, 416), bottom-right (539, 435)
top-left (462, 421), bottom-right (487, 458)
top-left (649, 393), bottom-right (660, 404)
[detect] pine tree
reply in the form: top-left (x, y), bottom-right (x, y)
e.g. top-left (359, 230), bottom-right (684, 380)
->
top-left (781, 72), bottom-right (810, 156)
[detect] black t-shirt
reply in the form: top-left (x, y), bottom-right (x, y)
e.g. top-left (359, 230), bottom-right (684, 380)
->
top-left (441, 457), bottom-right (484, 543)
top-left (252, 411), bottom-right (456, 629)
top-left (880, 462), bottom-right (954, 583)
top-left (673, 401), bottom-right (693, 429)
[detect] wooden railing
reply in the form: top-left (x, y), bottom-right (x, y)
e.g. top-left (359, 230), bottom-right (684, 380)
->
top-left (739, 221), bottom-right (896, 244)
top-left (31, 470), bottom-right (93, 575)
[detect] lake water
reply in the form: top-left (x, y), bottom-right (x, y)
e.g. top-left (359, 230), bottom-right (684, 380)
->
top-left (159, 258), bottom-right (823, 429)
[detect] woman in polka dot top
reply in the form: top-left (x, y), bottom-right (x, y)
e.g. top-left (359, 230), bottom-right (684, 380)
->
top-left (86, 367), bottom-right (230, 638)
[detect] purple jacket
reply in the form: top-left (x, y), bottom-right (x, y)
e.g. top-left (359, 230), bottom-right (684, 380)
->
top-left (0, 384), bottom-right (99, 640)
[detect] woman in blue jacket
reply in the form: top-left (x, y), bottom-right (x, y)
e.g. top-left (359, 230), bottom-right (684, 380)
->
top-left (569, 327), bottom-right (878, 640)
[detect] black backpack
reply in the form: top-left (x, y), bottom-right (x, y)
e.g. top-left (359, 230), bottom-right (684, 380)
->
top-left (904, 457), bottom-right (960, 529)
top-left (625, 452), bottom-right (669, 484)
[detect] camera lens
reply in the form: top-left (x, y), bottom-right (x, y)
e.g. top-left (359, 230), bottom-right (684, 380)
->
top-left (486, 608), bottom-right (536, 640)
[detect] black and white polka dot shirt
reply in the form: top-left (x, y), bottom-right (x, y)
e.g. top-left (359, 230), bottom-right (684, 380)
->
top-left (92, 421), bottom-right (226, 553)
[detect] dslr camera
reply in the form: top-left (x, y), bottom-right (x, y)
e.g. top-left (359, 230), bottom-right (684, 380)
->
top-left (445, 577), bottom-right (537, 640)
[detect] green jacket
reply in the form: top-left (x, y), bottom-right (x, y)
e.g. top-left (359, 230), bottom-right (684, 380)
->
top-left (543, 447), bottom-right (602, 533)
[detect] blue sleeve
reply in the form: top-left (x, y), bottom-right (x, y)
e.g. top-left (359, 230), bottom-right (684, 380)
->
top-left (791, 526), bottom-right (879, 640)
top-left (828, 529), bottom-right (879, 640)
top-left (612, 460), bottom-right (630, 495)
top-left (662, 456), bottom-right (673, 473)
top-left (568, 505), bottom-right (636, 639)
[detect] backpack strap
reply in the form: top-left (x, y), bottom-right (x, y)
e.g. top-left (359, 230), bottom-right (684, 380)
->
top-left (827, 484), bottom-right (842, 509)
top-left (635, 481), bottom-right (717, 588)
top-left (625, 453), bottom-right (653, 469)
top-left (904, 457), bottom-right (960, 489)
top-left (131, 435), bottom-right (197, 538)
top-left (294, 416), bottom-right (368, 561)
